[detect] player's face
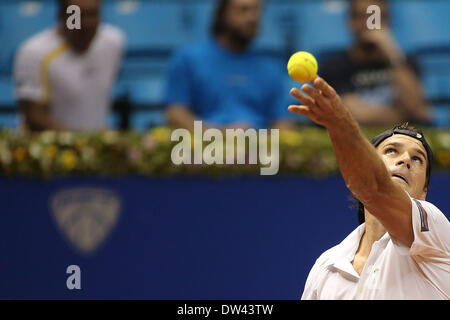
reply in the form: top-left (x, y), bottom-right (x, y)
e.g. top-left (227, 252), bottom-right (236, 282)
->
top-left (377, 135), bottom-right (428, 200)
top-left (64, 0), bottom-right (100, 53)
top-left (223, 0), bottom-right (262, 43)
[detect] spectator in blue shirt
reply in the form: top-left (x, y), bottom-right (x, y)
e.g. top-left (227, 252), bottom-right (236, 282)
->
top-left (164, 0), bottom-right (294, 130)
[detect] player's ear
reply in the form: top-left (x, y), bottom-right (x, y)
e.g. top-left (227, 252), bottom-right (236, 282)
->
top-left (419, 186), bottom-right (428, 201)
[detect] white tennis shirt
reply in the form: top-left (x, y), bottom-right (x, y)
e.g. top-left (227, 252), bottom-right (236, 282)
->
top-left (301, 196), bottom-right (450, 300)
top-left (14, 24), bottom-right (124, 130)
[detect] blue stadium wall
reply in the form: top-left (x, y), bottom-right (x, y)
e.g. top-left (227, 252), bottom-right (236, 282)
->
top-left (1, 174), bottom-right (449, 299)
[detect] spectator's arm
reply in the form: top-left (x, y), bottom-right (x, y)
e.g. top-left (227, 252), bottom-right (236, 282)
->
top-left (166, 104), bottom-right (198, 131)
top-left (341, 94), bottom-right (405, 126)
top-left (19, 100), bottom-right (62, 131)
top-left (390, 62), bottom-right (432, 124)
top-left (272, 119), bottom-right (296, 130)
top-left (360, 29), bottom-right (432, 124)
top-left (164, 50), bottom-right (205, 131)
top-left (14, 42), bottom-right (64, 131)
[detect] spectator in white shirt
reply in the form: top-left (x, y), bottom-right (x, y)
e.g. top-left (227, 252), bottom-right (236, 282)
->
top-left (14, 0), bottom-right (125, 131)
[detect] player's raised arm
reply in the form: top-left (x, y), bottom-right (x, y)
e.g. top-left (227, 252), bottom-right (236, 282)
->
top-left (289, 76), bottom-right (414, 246)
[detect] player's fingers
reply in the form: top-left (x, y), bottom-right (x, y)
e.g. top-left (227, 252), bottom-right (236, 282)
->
top-left (301, 84), bottom-right (326, 108)
top-left (313, 76), bottom-right (337, 99)
top-left (290, 87), bottom-right (315, 108)
top-left (288, 105), bottom-right (311, 115)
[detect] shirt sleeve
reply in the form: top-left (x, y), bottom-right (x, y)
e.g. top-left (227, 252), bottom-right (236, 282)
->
top-left (408, 198), bottom-right (450, 258)
top-left (393, 196), bottom-right (450, 258)
top-left (13, 44), bottom-right (44, 103)
top-left (163, 49), bottom-right (193, 108)
top-left (110, 27), bottom-right (126, 78)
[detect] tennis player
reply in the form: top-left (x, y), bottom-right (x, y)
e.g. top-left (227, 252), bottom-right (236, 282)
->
top-left (289, 76), bottom-right (449, 299)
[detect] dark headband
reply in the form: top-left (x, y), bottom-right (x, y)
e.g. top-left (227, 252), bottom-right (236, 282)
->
top-left (370, 128), bottom-right (433, 165)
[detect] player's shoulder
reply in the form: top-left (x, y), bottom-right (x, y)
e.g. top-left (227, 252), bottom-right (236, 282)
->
top-left (412, 198), bottom-right (449, 225)
top-left (313, 244), bottom-right (341, 268)
top-left (97, 23), bottom-right (126, 49)
top-left (16, 27), bottom-right (61, 60)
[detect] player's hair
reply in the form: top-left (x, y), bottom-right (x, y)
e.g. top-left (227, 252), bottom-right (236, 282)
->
top-left (356, 123), bottom-right (433, 225)
top-left (211, 0), bottom-right (231, 37)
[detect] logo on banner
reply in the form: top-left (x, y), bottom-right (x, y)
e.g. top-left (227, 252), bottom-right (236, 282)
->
top-left (50, 188), bottom-right (121, 255)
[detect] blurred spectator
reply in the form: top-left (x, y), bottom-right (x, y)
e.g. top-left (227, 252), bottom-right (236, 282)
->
top-left (14, 0), bottom-right (125, 131)
top-left (320, 0), bottom-right (432, 126)
top-left (164, 0), bottom-right (293, 130)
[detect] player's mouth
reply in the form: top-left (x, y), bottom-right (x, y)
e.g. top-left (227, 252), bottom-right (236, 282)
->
top-left (392, 173), bottom-right (409, 185)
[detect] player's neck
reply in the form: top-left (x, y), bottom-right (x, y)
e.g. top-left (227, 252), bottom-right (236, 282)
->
top-left (360, 212), bottom-right (387, 254)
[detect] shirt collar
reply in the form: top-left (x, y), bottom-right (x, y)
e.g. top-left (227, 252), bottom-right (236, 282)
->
top-left (325, 224), bottom-right (392, 280)
top-left (325, 224), bottom-right (366, 280)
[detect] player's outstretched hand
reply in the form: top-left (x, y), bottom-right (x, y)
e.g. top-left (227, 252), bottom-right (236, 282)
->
top-left (288, 76), bottom-right (354, 129)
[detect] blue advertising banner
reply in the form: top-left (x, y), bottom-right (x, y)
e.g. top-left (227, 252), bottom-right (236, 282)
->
top-left (1, 174), bottom-right (449, 299)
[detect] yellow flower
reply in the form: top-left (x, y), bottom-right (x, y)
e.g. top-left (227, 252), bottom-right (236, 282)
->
top-left (437, 151), bottom-right (450, 166)
top-left (13, 146), bottom-right (27, 162)
top-left (437, 132), bottom-right (450, 149)
top-left (151, 127), bottom-right (171, 143)
top-left (40, 131), bottom-right (56, 144)
top-left (75, 137), bottom-right (88, 150)
top-left (279, 130), bottom-right (303, 147)
top-left (58, 131), bottom-right (75, 146)
top-left (29, 143), bottom-right (42, 159)
top-left (61, 150), bottom-right (78, 170)
top-left (45, 145), bottom-right (58, 159)
top-left (101, 130), bottom-right (119, 144)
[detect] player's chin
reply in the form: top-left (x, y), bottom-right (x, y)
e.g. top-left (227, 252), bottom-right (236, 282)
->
top-left (391, 177), bottom-right (409, 189)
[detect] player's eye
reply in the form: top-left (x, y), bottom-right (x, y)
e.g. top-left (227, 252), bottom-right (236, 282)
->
top-left (413, 156), bottom-right (423, 164)
top-left (385, 148), bottom-right (396, 155)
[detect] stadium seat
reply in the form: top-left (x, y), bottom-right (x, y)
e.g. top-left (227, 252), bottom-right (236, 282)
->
top-left (0, 0), bottom-right (56, 74)
top-left (179, 1), bottom-right (215, 44)
top-left (294, 0), bottom-right (352, 55)
top-left (0, 77), bottom-right (15, 108)
top-left (416, 52), bottom-right (450, 101)
top-left (118, 53), bottom-right (167, 104)
top-left (432, 104), bottom-right (450, 128)
top-left (102, 0), bottom-right (192, 54)
top-left (391, 0), bottom-right (450, 53)
top-left (126, 74), bottom-right (165, 106)
top-left (252, 2), bottom-right (289, 54)
top-left (0, 76), bottom-right (19, 129)
top-left (107, 113), bottom-right (121, 129)
top-left (0, 114), bottom-right (20, 129)
top-left (130, 110), bottom-right (166, 131)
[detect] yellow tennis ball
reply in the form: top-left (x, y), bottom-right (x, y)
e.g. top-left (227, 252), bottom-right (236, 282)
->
top-left (287, 51), bottom-right (318, 83)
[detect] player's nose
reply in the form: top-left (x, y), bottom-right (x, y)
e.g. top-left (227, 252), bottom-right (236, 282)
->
top-left (395, 152), bottom-right (412, 169)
